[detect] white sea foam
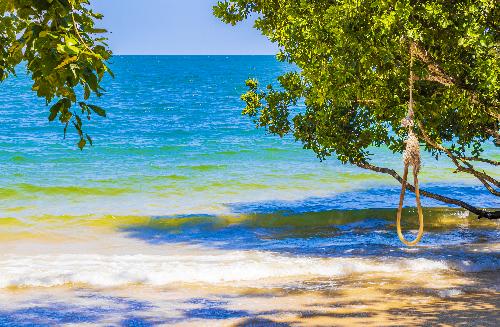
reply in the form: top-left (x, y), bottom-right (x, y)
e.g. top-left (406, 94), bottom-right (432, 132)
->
top-left (438, 289), bottom-right (463, 297)
top-left (0, 252), bottom-right (451, 288)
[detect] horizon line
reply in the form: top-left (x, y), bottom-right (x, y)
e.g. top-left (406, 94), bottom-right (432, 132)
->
top-left (111, 54), bottom-right (277, 56)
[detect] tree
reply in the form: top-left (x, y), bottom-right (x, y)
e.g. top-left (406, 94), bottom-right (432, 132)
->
top-left (214, 0), bottom-right (500, 218)
top-left (0, 0), bottom-right (111, 149)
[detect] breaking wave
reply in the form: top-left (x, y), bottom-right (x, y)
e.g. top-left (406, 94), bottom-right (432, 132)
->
top-left (0, 252), bottom-right (453, 288)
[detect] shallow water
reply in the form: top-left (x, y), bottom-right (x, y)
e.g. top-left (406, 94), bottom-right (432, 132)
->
top-left (1, 56), bottom-right (498, 218)
top-left (0, 56), bottom-right (498, 325)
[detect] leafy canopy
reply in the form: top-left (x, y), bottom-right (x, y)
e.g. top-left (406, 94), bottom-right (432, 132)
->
top-left (214, 0), bottom-right (499, 165)
top-left (0, 0), bottom-right (112, 149)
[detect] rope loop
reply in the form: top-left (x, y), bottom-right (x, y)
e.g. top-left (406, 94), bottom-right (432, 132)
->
top-left (396, 164), bottom-right (425, 246)
top-left (396, 42), bottom-right (425, 247)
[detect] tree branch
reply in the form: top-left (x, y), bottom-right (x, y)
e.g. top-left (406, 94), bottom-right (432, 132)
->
top-left (416, 122), bottom-right (499, 193)
top-left (486, 128), bottom-right (500, 146)
top-left (413, 42), bottom-right (500, 124)
top-left (486, 110), bottom-right (500, 121)
top-left (457, 156), bottom-right (499, 166)
top-left (412, 42), bottom-right (455, 86)
top-left (355, 161), bottom-right (500, 219)
top-left (458, 159), bottom-right (500, 191)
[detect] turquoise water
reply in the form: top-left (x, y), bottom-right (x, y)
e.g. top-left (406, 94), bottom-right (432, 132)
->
top-left (0, 56), bottom-right (497, 219)
top-left (0, 56), bottom-right (499, 325)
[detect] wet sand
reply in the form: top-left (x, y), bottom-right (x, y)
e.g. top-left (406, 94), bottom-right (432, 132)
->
top-left (1, 269), bottom-right (498, 326)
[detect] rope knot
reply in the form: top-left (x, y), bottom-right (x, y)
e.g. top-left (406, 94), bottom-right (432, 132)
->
top-left (401, 116), bottom-right (414, 128)
top-left (403, 130), bottom-right (421, 174)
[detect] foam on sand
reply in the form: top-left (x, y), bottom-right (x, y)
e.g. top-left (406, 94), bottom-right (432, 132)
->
top-left (0, 251), bottom-right (451, 288)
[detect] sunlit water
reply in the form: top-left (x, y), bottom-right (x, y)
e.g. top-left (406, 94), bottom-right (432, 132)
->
top-left (0, 56), bottom-right (498, 325)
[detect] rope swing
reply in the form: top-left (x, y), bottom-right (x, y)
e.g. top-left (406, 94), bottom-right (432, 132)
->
top-left (396, 43), bottom-right (424, 246)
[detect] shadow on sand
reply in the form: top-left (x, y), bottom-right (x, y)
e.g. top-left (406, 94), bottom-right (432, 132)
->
top-left (1, 274), bottom-right (498, 326)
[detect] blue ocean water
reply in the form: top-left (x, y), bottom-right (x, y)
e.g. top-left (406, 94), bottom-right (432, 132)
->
top-left (0, 56), bottom-right (497, 219)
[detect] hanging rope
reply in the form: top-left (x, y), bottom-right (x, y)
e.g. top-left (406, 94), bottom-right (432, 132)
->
top-left (396, 43), bottom-right (424, 247)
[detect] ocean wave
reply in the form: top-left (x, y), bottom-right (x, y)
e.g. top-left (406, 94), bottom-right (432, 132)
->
top-left (0, 252), bottom-right (451, 288)
top-left (13, 183), bottom-right (133, 197)
top-left (452, 257), bottom-right (500, 273)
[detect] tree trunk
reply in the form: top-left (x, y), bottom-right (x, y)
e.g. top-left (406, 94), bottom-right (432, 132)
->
top-left (355, 162), bottom-right (500, 219)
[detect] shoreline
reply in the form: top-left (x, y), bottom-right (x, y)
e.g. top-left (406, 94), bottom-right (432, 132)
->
top-left (1, 206), bottom-right (498, 325)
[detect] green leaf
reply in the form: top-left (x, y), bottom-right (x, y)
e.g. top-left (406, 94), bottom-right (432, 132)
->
top-left (48, 102), bottom-right (62, 121)
top-left (78, 138), bottom-right (86, 150)
top-left (89, 28), bottom-right (107, 34)
top-left (83, 84), bottom-right (91, 100)
top-left (86, 133), bottom-right (93, 146)
top-left (75, 114), bottom-right (82, 128)
top-left (55, 56), bottom-right (78, 70)
top-left (48, 98), bottom-right (70, 121)
top-left (88, 104), bottom-right (106, 117)
top-left (63, 122), bottom-right (69, 139)
top-left (85, 72), bottom-right (99, 91)
top-left (65, 36), bottom-right (78, 47)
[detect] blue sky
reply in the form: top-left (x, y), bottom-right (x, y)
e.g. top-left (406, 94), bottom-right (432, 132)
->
top-left (92, 0), bottom-right (276, 55)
